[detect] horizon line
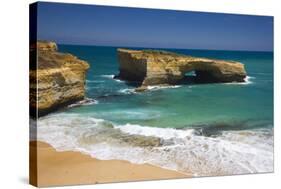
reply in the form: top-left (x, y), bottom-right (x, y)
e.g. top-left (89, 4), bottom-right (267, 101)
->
top-left (37, 39), bottom-right (273, 53)
top-left (54, 41), bottom-right (273, 53)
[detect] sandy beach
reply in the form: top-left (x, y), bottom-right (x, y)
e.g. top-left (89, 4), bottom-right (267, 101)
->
top-left (30, 141), bottom-right (190, 187)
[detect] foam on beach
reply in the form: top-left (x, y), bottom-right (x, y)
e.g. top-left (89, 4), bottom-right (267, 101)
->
top-left (36, 113), bottom-right (273, 176)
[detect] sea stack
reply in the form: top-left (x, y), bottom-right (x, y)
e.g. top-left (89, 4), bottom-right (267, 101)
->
top-left (115, 49), bottom-right (247, 88)
top-left (30, 41), bottom-right (90, 117)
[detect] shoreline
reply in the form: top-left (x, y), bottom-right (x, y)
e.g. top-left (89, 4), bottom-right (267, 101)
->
top-left (30, 141), bottom-right (190, 187)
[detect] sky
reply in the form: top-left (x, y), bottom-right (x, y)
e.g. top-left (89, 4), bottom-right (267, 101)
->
top-left (36, 2), bottom-right (273, 51)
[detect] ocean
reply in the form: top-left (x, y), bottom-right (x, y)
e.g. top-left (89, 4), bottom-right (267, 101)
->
top-left (34, 45), bottom-right (274, 176)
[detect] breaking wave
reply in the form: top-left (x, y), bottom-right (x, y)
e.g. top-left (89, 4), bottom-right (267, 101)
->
top-left (67, 98), bottom-right (98, 108)
top-left (223, 76), bottom-right (255, 85)
top-left (147, 85), bottom-right (182, 90)
top-left (35, 113), bottom-right (273, 176)
top-left (118, 85), bottom-right (182, 94)
top-left (118, 88), bottom-right (136, 94)
top-left (101, 74), bottom-right (115, 79)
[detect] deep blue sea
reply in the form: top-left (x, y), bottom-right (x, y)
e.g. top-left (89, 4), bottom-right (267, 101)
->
top-left (35, 45), bottom-right (274, 176)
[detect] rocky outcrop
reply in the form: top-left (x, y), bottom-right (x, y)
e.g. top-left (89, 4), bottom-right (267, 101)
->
top-left (36, 41), bottom-right (58, 51)
top-left (30, 41), bottom-right (89, 117)
top-left (115, 49), bottom-right (247, 88)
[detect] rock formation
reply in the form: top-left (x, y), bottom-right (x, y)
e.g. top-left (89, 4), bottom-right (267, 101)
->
top-left (36, 41), bottom-right (58, 51)
top-left (30, 41), bottom-right (89, 117)
top-left (115, 49), bottom-right (247, 88)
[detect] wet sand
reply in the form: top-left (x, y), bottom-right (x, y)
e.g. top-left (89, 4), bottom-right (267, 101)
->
top-left (30, 141), bottom-right (190, 187)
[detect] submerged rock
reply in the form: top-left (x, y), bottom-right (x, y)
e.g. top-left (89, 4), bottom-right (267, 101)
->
top-left (30, 41), bottom-right (89, 117)
top-left (116, 49), bottom-right (247, 87)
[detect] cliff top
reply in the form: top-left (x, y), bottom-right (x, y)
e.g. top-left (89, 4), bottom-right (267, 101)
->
top-left (117, 48), bottom-right (242, 66)
top-left (37, 40), bottom-right (58, 51)
top-left (117, 48), bottom-right (247, 85)
top-left (35, 41), bottom-right (89, 70)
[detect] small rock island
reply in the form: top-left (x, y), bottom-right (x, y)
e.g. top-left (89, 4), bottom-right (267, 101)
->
top-left (115, 49), bottom-right (247, 90)
top-left (30, 41), bottom-right (89, 117)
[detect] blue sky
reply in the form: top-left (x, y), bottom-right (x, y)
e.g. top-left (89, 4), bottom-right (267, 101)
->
top-left (36, 2), bottom-right (273, 51)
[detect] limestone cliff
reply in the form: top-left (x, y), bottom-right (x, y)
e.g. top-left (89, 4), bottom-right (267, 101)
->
top-left (116, 49), bottom-right (247, 87)
top-left (30, 41), bottom-right (89, 117)
top-left (36, 41), bottom-right (58, 51)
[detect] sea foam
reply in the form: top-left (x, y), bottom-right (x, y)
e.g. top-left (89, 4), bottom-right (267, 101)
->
top-left (35, 113), bottom-right (273, 176)
top-left (118, 88), bottom-right (136, 94)
top-left (67, 98), bottom-right (98, 108)
top-left (147, 85), bottom-right (182, 90)
top-left (101, 74), bottom-right (115, 79)
top-left (86, 79), bottom-right (105, 83)
top-left (224, 76), bottom-right (255, 85)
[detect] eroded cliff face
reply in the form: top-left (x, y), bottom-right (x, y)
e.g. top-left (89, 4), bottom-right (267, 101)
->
top-left (30, 41), bottom-right (89, 117)
top-left (116, 49), bottom-right (247, 87)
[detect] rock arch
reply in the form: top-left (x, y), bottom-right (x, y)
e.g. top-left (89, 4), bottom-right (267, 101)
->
top-left (116, 49), bottom-right (247, 87)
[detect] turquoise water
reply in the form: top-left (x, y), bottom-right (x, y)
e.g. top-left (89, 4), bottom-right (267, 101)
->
top-left (36, 45), bottom-right (274, 176)
top-left (60, 45), bottom-right (273, 129)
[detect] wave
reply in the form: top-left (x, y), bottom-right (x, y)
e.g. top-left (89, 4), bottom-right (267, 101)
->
top-left (100, 74), bottom-right (114, 79)
top-left (86, 79), bottom-right (105, 83)
top-left (114, 78), bottom-right (124, 83)
top-left (147, 85), bottom-right (182, 90)
top-left (36, 113), bottom-right (273, 176)
top-left (224, 76), bottom-right (255, 85)
top-left (93, 109), bottom-right (161, 121)
top-left (245, 76), bottom-right (255, 84)
top-left (100, 74), bottom-right (125, 83)
top-left (67, 98), bottom-right (98, 108)
top-left (118, 88), bottom-right (136, 94)
top-left (116, 123), bottom-right (195, 140)
top-left (118, 85), bottom-right (182, 94)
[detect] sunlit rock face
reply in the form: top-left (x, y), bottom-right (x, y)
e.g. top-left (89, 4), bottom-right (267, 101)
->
top-left (115, 48), bottom-right (247, 87)
top-left (30, 41), bottom-right (89, 117)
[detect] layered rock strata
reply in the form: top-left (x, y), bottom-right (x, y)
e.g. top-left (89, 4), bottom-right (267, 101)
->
top-left (30, 41), bottom-right (89, 117)
top-left (115, 49), bottom-right (247, 88)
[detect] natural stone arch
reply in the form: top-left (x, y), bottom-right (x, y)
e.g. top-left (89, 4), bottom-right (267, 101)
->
top-left (115, 49), bottom-right (247, 88)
